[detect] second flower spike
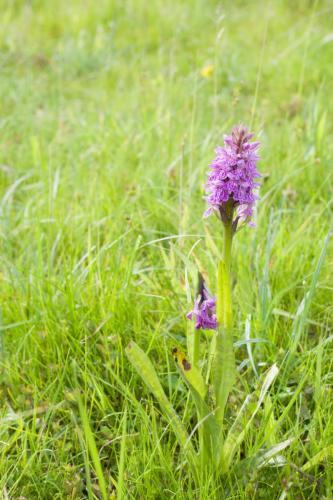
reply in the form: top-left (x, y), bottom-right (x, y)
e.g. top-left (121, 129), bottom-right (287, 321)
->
top-left (187, 274), bottom-right (217, 330)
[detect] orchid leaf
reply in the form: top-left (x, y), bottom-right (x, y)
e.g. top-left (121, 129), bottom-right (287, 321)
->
top-left (125, 341), bottom-right (198, 469)
top-left (172, 347), bottom-right (207, 400)
top-left (172, 347), bottom-right (220, 463)
top-left (213, 259), bottom-right (236, 426)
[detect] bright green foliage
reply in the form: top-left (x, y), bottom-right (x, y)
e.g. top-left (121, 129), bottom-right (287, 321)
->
top-left (0, 0), bottom-right (333, 497)
top-left (125, 341), bottom-right (197, 471)
top-left (214, 259), bottom-right (235, 426)
top-left (219, 364), bottom-right (279, 472)
top-left (172, 347), bottom-right (207, 401)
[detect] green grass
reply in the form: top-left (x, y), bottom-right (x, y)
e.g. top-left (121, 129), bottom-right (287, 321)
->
top-left (0, 0), bottom-right (333, 497)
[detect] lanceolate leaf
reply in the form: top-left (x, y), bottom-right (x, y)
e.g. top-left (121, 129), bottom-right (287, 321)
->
top-left (172, 347), bottom-right (207, 400)
top-left (125, 341), bottom-right (198, 470)
top-left (213, 260), bottom-right (236, 426)
top-left (172, 347), bottom-right (220, 463)
top-left (189, 389), bottom-right (221, 466)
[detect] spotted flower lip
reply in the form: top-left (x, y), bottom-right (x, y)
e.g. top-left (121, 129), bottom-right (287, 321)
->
top-left (187, 275), bottom-right (217, 330)
top-left (204, 124), bottom-right (261, 226)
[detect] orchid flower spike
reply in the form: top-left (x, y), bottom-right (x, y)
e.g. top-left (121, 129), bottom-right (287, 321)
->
top-left (204, 124), bottom-right (261, 229)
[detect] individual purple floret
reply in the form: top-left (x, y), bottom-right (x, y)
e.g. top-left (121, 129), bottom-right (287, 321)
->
top-left (204, 124), bottom-right (261, 227)
top-left (187, 275), bottom-right (217, 330)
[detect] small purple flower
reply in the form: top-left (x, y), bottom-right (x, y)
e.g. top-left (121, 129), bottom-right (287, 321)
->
top-left (187, 275), bottom-right (217, 330)
top-left (205, 125), bottom-right (261, 227)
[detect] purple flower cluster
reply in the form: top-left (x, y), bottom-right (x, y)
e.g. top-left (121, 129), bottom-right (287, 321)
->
top-left (187, 277), bottom-right (217, 330)
top-left (204, 125), bottom-right (261, 226)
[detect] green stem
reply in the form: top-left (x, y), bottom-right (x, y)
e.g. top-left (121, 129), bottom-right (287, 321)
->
top-left (221, 221), bottom-right (233, 329)
top-left (213, 216), bottom-right (236, 428)
top-left (223, 221), bottom-right (232, 271)
top-left (193, 328), bottom-right (200, 367)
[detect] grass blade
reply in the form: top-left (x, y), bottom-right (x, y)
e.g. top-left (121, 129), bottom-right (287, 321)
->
top-left (117, 408), bottom-right (128, 500)
top-left (76, 392), bottom-right (109, 500)
top-left (220, 364), bottom-right (279, 473)
top-left (290, 226), bottom-right (332, 353)
top-left (302, 445), bottom-right (333, 472)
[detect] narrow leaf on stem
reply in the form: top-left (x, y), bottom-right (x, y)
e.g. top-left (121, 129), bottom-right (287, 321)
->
top-left (125, 341), bottom-right (198, 470)
top-left (213, 259), bottom-right (236, 426)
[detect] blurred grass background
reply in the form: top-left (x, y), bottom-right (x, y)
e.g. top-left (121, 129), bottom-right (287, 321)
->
top-left (0, 0), bottom-right (332, 497)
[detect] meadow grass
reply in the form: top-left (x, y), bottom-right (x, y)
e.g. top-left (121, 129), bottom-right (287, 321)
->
top-left (0, 0), bottom-right (333, 497)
